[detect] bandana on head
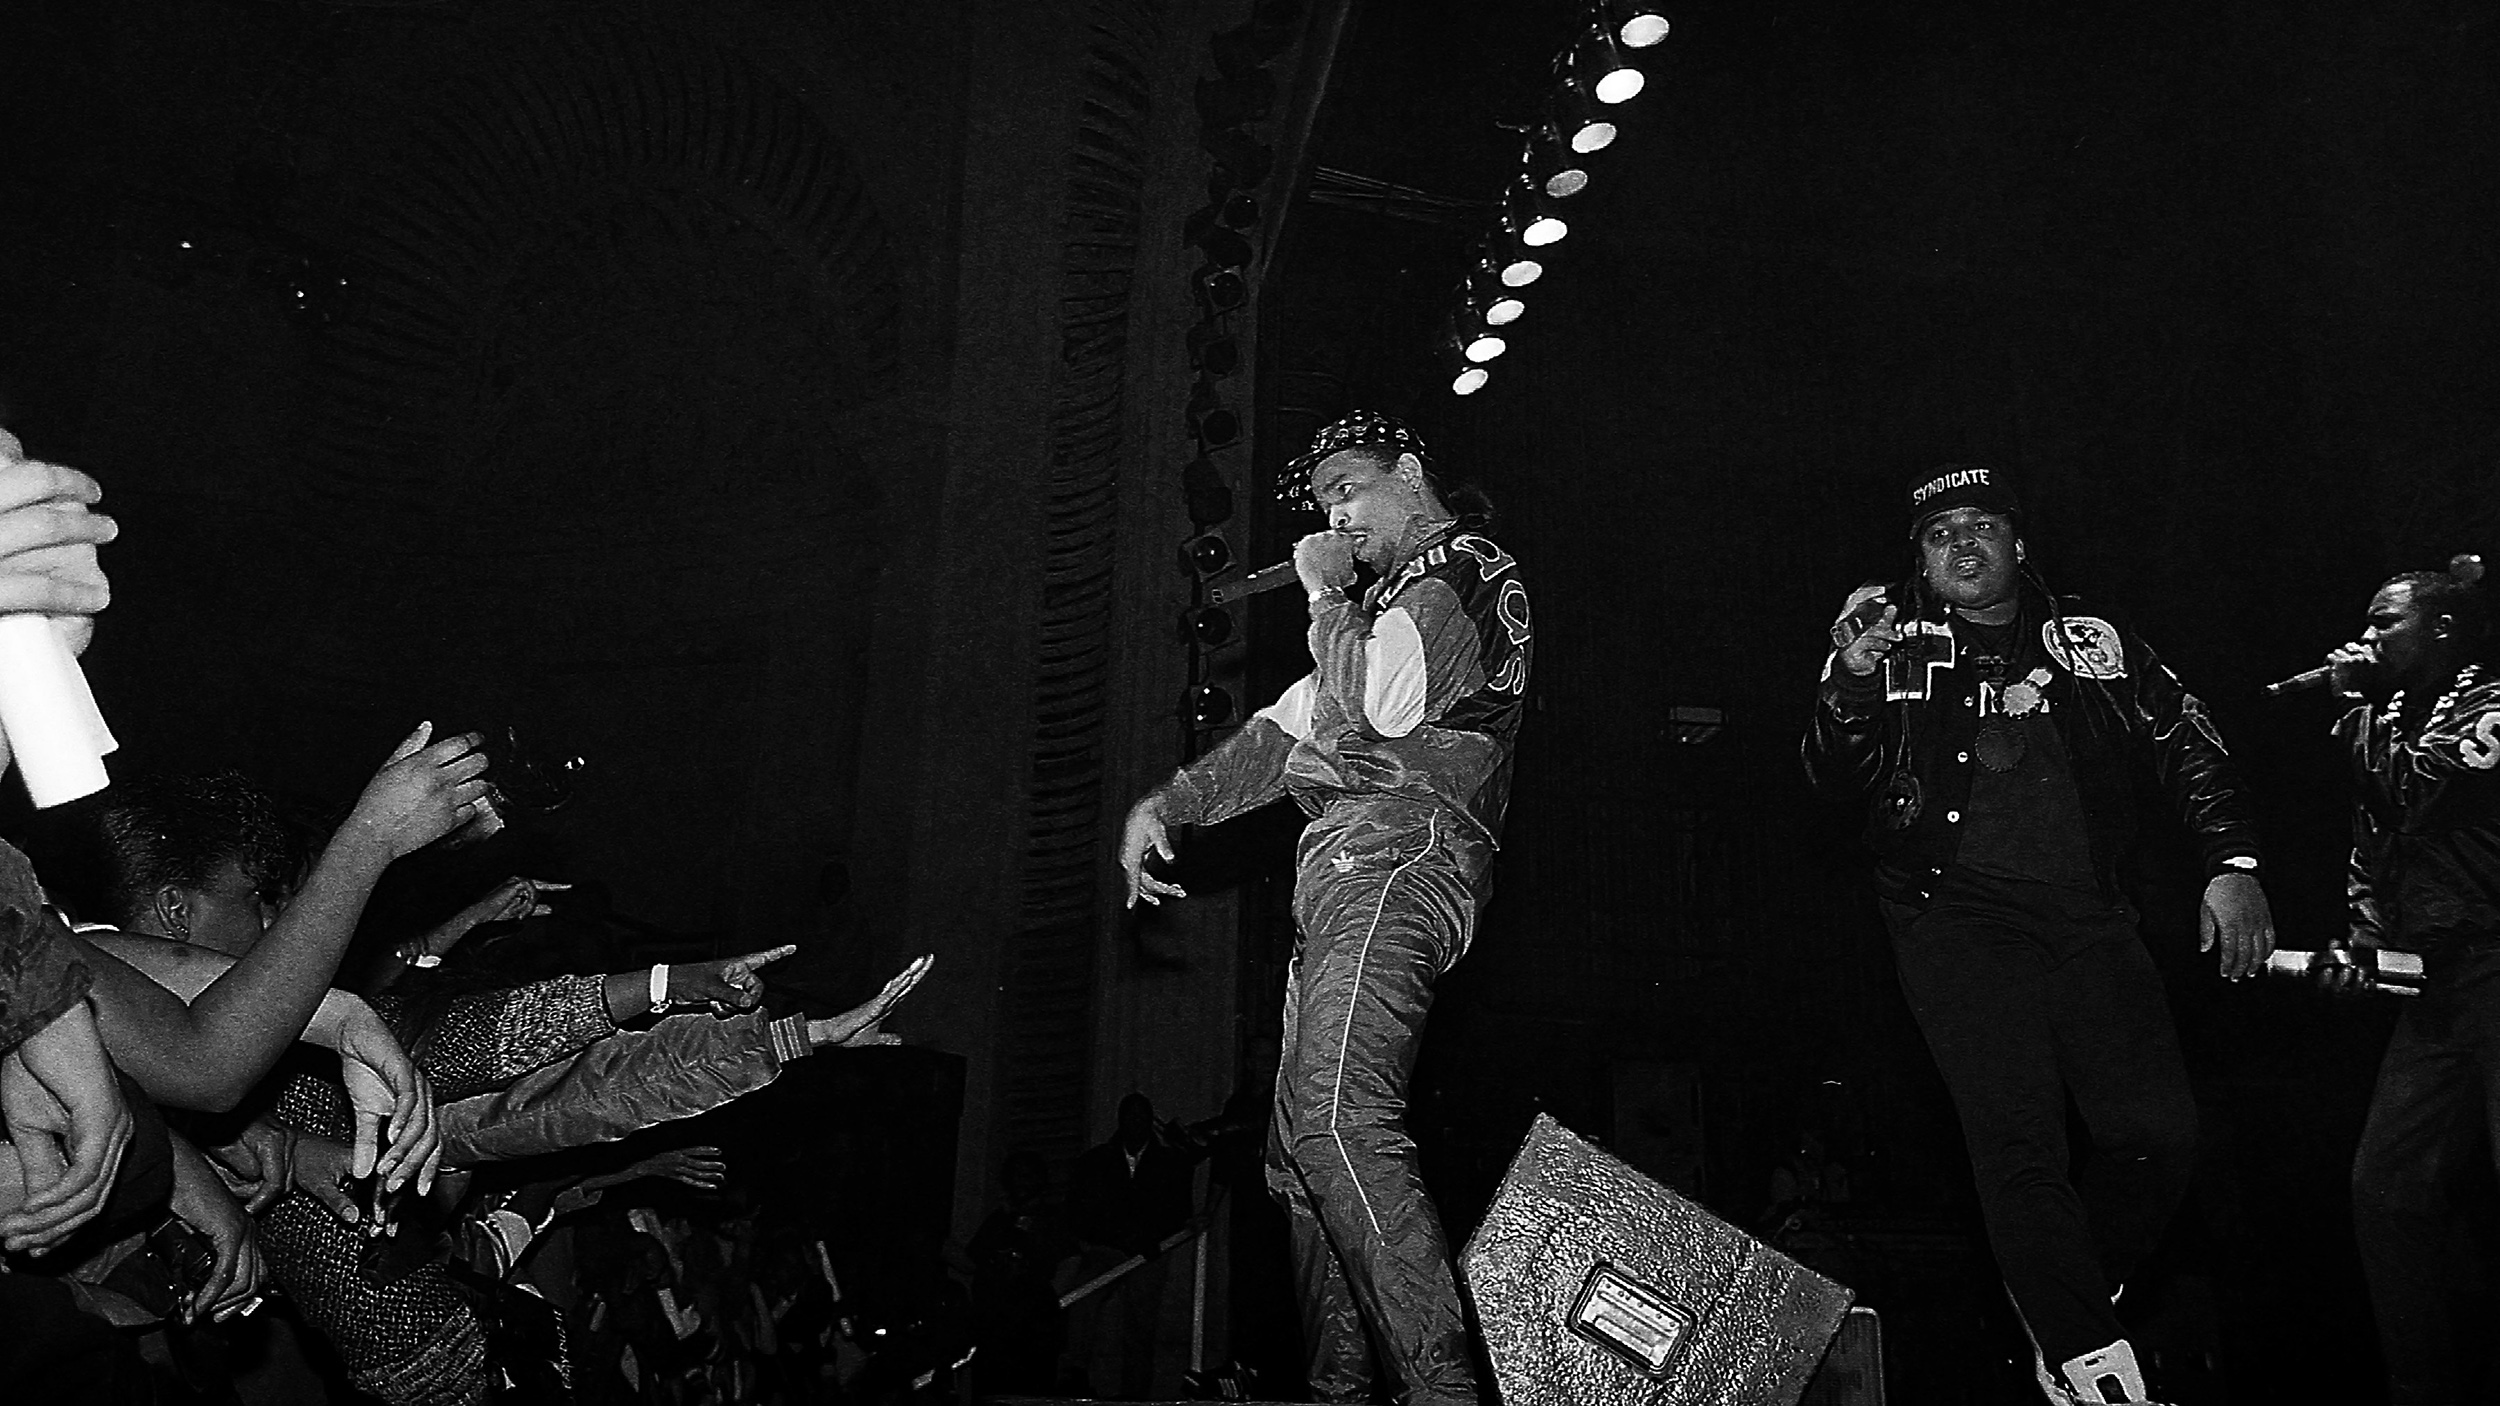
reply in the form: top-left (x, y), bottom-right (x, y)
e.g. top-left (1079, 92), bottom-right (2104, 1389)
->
top-left (1278, 410), bottom-right (1430, 510)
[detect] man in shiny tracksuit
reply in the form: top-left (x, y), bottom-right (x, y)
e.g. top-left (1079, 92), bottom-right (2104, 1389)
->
top-left (1120, 413), bottom-right (1530, 1406)
top-left (2314, 562), bottom-right (2500, 1405)
top-left (1802, 464), bottom-right (2274, 1406)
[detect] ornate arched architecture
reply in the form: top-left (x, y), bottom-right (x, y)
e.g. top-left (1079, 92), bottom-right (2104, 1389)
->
top-left (31, 0), bottom-right (1340, 1245)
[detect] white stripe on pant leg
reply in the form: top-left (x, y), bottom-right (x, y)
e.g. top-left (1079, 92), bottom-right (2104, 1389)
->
top-left (1325, 814), bottom-right (1436, 1241)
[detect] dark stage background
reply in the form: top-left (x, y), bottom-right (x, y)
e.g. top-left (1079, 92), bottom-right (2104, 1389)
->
top-left (5, 0), bottom-right (2499, 1401)
top-left (1232, 1), bottom-right (2500, 1400)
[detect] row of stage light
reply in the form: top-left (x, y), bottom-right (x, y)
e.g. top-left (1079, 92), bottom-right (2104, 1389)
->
top-left (1436, 1), bottom-right (1671, 396)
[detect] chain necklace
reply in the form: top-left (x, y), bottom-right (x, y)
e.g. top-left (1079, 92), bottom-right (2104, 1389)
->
top-left (2381, 662), bottom-right (2485, 733)
top-left (1962, 616), bottom-right (2032, 773)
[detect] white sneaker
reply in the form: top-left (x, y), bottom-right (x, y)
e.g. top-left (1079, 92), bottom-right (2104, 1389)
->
top-left (2056, 1339), bottom-right (2169, 1405)
top-left (1999, 1285), bottom-right (2165, 1406)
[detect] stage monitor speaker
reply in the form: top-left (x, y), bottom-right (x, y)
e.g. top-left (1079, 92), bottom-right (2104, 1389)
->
top-left (1799, 1307), bottom-right (1883, 1406)
top-left (1460, 1115), bottom-right (1854, 1406)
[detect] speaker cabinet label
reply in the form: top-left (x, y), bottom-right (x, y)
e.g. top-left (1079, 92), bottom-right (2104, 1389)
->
top-left (1568, 1261), bottom-right (1695, 1378)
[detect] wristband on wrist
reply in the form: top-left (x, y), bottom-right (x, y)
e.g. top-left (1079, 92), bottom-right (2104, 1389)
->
top-left (769, 1014), bottom-right (814, 1063)
top-left (648, 963), bottom-right (670, 1015)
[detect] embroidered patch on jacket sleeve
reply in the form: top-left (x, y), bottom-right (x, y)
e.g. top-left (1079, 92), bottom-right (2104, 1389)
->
top-left (2042, 616), bottom-right (2128, 680)
top-left (2458, 709), bottom-right (2500, 770)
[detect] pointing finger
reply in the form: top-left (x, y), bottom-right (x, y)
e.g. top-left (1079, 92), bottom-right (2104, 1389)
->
top-left (308, 1175), bottom-right (361, 1224)
top-left (350, 1112), bottom-right (380, 1182)
top-left (0, 459), bottom-right (106, 513)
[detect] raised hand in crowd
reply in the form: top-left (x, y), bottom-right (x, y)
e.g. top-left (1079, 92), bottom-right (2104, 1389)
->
top-left (0, 428), bottom-right (115, 653)
top-left (668, 944), bottom-right (800, 1011)
top-left (74, 726), bottom-right (496, 1115)
top-left (631, 1145), bottom-right (728, 1194)
top-left (338, 723), bottom-right (497, 863)
top-left (594, 945), bottom-right (800, 1024)
top-left (93, 934), bottom-right (444, 1198)
top-left (286, 1131), bottom-right (368, 1227)
top-left (396, 875), bottom-right (572, 969)
top-left (808, 953), bottom-right (936, 1049)
top-left (0, 1000), bottom-right (134, 1255)
top-left (166, 1130), bottom-right (266, 1324)
top-left (328, 995), bottom-right (440, 1194)
top-left (207, 1114), bottom-right (298, 1216)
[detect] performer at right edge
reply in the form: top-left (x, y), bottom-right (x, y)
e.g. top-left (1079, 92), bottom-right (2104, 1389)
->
top-left (2313, 556), bottom-right (2500, 1406)
top-left (1118, 412), bottom-right (1530, 1406)
top-left (1802, 464), bottom-right (2274, 1406)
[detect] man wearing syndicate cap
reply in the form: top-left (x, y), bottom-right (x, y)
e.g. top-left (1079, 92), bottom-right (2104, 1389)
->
top-left (1802, 464), bottom-right (2274, 1406)
top-left (1117, 412), bottom-right (1530, 1406)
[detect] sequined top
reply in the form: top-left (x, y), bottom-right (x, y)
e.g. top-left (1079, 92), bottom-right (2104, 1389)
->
top-left (384, 973), bottom-right (617, 1101)
top-left (272, 974), bottom-right (616, 1146)
top-left (257, 973), bottom-right (620, 1400)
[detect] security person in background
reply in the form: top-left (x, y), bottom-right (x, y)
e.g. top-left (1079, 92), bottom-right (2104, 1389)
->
top-left (1801, 463), bottom-right (2274, 1406)
top-left (2316, 556), bottom-right (2500, 1406)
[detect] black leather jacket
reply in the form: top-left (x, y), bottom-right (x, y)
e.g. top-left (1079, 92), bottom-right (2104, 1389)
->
top-left (2341, 662), bottom-right (2500, 953)
top-left (1802, 584), bottom-right (2262, 902)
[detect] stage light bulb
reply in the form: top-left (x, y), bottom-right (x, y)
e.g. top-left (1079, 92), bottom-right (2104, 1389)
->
top-left (1483, 294), bottom-right (1524, 326)
top-left (1575, 25), bottom-right (1644, 105)
top-left (1507, 181), bottom-right (1569, 250)
top-left (1187, 606), bottom-right (1235, 648)
top-left (1614, 5), bottom-right (1669, 48)
top-left (1492, 209), bottom-right (1544, 286)
top-left (1436, 341), bottom-right (1491, 396)
top-left (1525, 125), bottom-right (1591, 199)
top-left (1552, 75), bottom-right (1618, 154)
top-left (1185, 685), bottom-right (1237, 728)
top-left (1181, 533), bottom-right (1235, 577)
top-left (1439, 308), bottom-right (1506, 367)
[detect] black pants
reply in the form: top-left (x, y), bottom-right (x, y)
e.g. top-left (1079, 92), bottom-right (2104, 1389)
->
top-left (1880, 883), bottom-right (2198, 1366)
top-left (2351, 938), bottom-right (2500, 1406)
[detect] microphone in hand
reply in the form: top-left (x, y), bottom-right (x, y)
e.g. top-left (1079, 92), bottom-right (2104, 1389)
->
top-left (2263, 666), bottom-right (2336, 697)
top-left (2266, 643), bottom-right (2377, 699)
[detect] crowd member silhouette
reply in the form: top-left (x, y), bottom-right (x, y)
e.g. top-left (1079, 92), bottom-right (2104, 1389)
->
top-left (1068, 1092), bottom-right (1202, 1398)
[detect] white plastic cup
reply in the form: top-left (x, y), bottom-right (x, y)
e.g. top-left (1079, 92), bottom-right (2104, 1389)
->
top-left (0, 613), bottom-right (116, 806)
